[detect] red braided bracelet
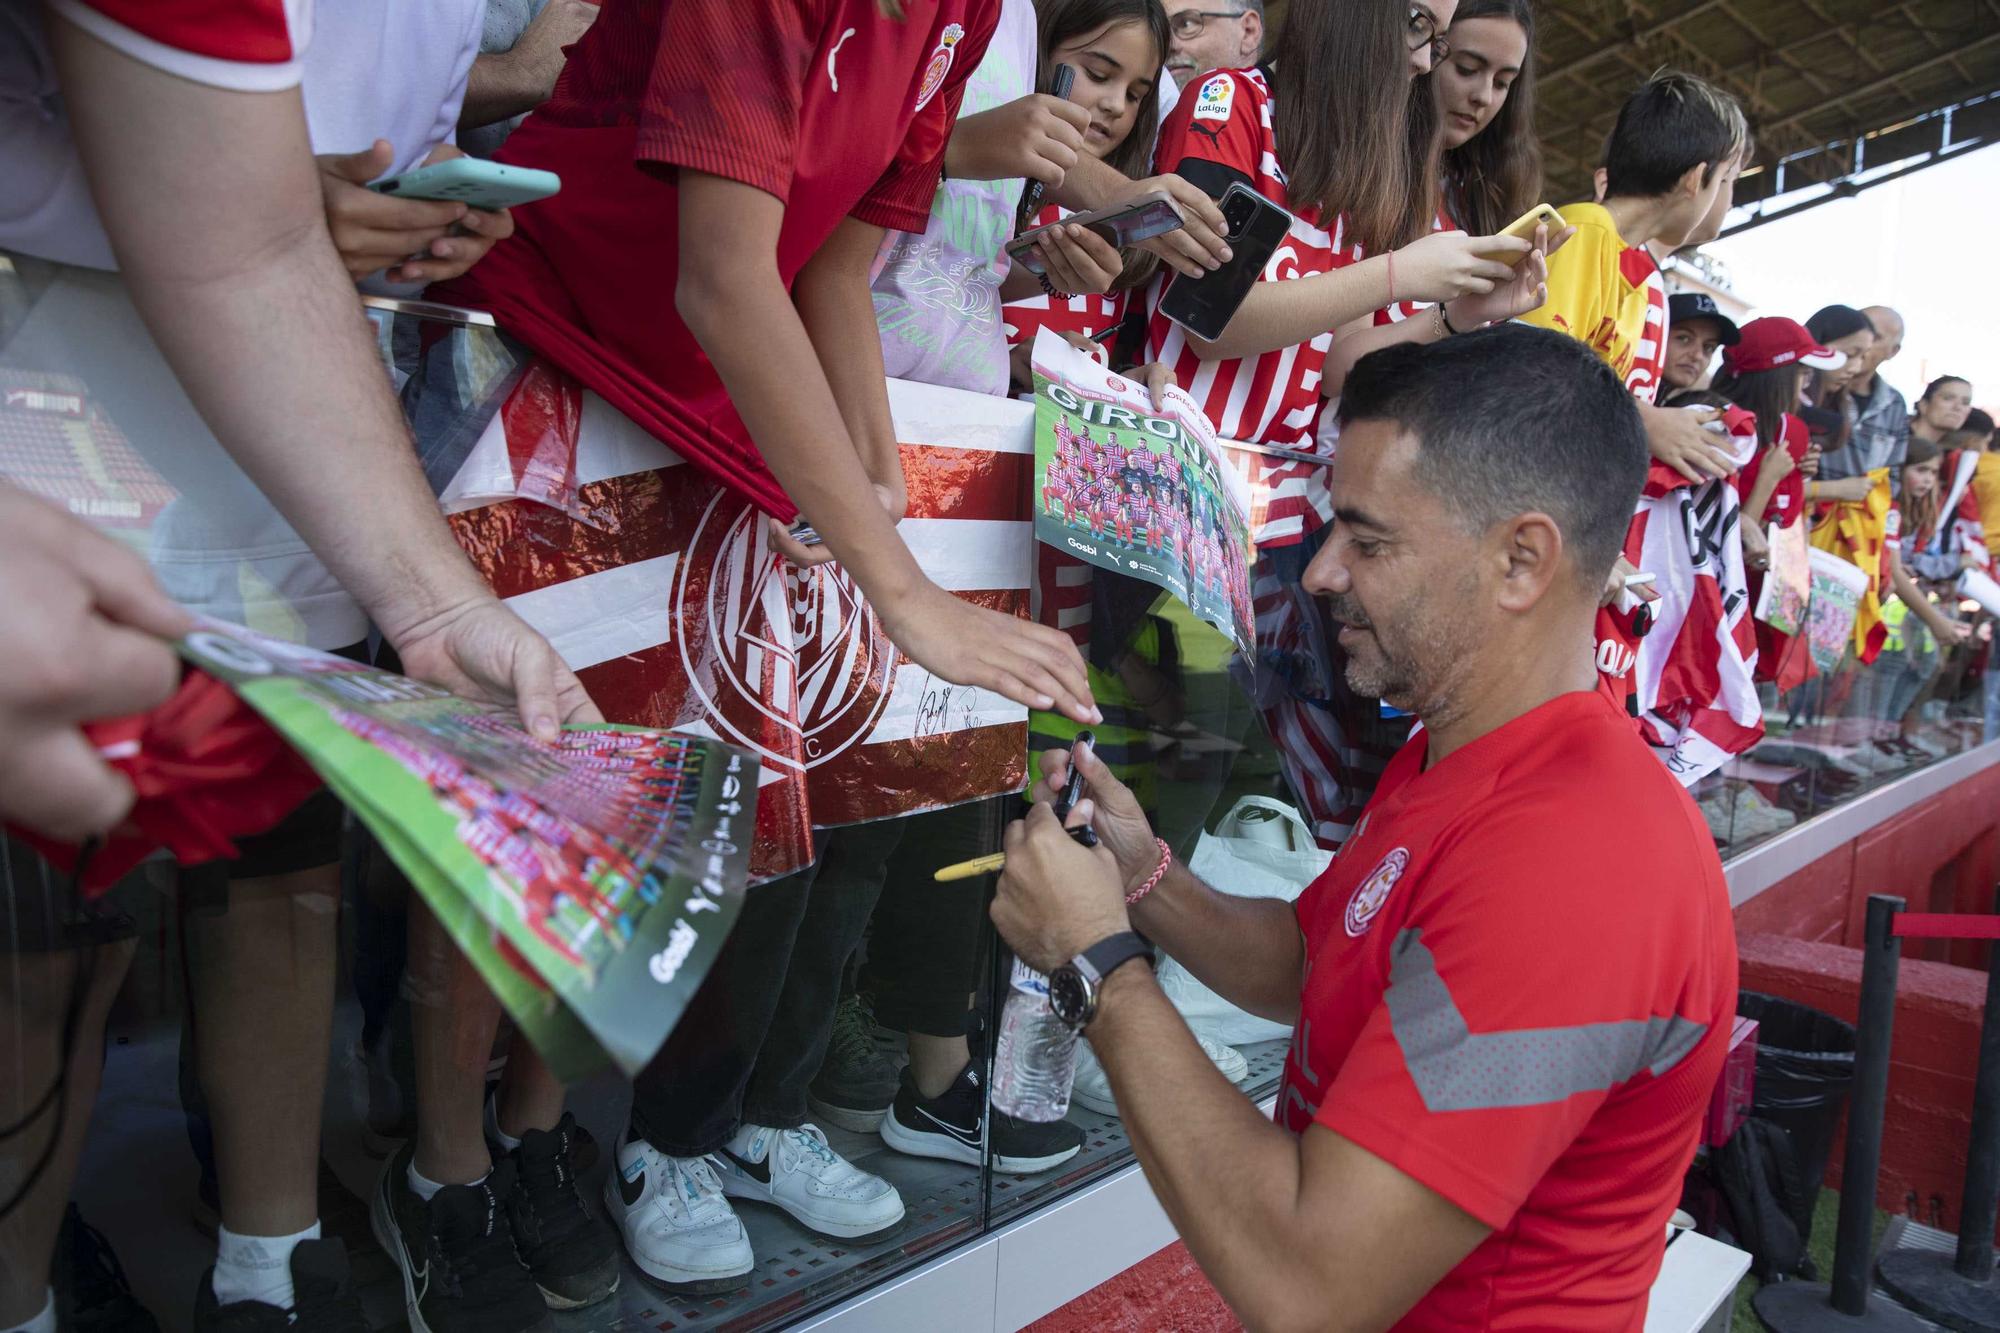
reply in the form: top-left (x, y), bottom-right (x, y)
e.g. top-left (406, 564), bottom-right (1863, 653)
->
top-left (1127, 838), bottom-right (1173, 906)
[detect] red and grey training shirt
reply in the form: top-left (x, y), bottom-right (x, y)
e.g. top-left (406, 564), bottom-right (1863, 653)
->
top-left (1279, 690), bottom-right (1737, 1331)
top-left (440, 0), bottom-right (1000, 520)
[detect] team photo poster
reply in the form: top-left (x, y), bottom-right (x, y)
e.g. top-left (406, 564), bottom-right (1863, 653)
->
top-left (179, 620), bottom-right (759, 1080)
top-left (1030, 329), bottom-right (1255, 653)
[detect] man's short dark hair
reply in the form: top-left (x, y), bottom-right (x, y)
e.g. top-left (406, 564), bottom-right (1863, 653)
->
top-left (1337, 325), bottom-right (1648, 582)
top-left (1603, 70), bottom-right (1748, 198)
top-left (1964, 407), bottom-right (1995, 438)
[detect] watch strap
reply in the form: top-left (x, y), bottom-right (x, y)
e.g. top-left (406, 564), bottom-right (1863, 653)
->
top-left (1075, 931), bottom-right (1151, 987)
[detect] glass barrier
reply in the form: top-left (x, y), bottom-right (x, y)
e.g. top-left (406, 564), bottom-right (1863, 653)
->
top-left (3, 252), bottom-right (1996, 1333)
top-left (1699, 588), bottom-right (1992, 855)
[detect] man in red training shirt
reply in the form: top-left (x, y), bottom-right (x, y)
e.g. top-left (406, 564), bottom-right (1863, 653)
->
top-left (994, 324), bottom-right (1738, 1332)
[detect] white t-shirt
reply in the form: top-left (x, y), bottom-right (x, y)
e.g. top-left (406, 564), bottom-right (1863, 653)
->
top-left (0, 0), bottom-right (480, 648)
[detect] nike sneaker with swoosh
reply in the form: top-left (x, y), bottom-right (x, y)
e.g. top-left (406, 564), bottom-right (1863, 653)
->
top-left (712, 1124), bottom-right (905, 1239)
top-left (369, 1142), bottom-right (551, 1332)
top-left (880, 1065), bottom-right (1082, 1173)
top-left (602, 1132), bottom-right (754, 1294)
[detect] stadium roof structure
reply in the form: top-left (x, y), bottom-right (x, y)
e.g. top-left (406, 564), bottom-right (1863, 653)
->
top-left (1259, 0), bottom-right (1999, 234)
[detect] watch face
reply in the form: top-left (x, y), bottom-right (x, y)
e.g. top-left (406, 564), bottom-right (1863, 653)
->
top-left (1048, 966), bottom-right (1091, 1027)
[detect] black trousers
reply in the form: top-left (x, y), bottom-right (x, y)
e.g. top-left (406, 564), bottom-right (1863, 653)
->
top-left (628, 801), bottom-right (997, 1156)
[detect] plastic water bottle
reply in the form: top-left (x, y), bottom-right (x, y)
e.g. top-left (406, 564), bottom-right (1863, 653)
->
top-left (990, 958), bottom-right (1078, 1121)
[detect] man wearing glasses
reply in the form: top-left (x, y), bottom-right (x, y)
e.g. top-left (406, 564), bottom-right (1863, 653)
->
top-left (1164, 0), bottom-right (1264, 88)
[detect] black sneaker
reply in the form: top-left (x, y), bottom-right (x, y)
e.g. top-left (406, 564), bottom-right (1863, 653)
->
top-left (370, 1142), bottom-right (552, 1333)
top-left (879, 1065), bottom-right (1082, 1174)
top-left (807, 994), bottom-right (903, 1132)
top-left (484, 1088), bottom-right (600, 1175)
top-left (504, 1113), bottom-right (621, 1310)
top-left (62, 1206), bottom-right (161, 1333)
top-left (190, 1239), bottom-right (367, 1332)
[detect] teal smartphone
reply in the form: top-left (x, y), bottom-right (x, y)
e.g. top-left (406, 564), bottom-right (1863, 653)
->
top-left (369, 158), bottom-right (561, 211)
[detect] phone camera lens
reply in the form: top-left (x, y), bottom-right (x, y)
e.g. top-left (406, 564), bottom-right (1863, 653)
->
top-left (1223, 198), bottom-right (1252, 240)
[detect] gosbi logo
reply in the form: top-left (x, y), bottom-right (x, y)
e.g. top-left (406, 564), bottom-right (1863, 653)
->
top-left (674, 496), bottom-right (896, 774)
top-left (913, 24), bottom-right (966, 112)
top-left (1344, 847), bottom-right (1408, 937)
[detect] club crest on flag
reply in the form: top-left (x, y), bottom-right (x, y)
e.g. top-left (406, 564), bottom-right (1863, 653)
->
top-left (789, 562), bottom-right (897, 765)
top-left (1344, 847), bottom-right (1407, 937)
top-left (672, 496), bottom-right (897, 774)
top-left (914, 23), bottom-right (965, 112)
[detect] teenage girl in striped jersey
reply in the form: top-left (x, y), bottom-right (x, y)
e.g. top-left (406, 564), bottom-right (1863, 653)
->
top-left (1317, 0), bottom-right (1562, 407)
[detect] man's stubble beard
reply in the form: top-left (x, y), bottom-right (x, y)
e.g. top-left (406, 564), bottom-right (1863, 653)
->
top-left (1330, 578), bottom-right (1480, 723)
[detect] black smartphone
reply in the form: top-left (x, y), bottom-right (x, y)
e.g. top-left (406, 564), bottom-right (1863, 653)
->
top-left (1015, 64), bottom-right (1077, 231)
top-left (1157, 181), bottom-right (1292, 343)
top-left (1005, 191), bottom-right (1185, 276)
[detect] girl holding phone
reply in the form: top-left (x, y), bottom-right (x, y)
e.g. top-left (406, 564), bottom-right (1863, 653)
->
top-left (1318, 0), bottom-right (1564, 405)
top-left (1001, 0), bottom-right (1172, 381)
top-left (1140, 0), bottom-right (1551, 551)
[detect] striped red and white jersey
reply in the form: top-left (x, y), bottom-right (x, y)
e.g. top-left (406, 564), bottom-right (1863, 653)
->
top-left (1598, 410), bottom-right (1763, 783)
top-left (52, 0), bottom-right (312, 89)
top-left (440, 366), bottom-right (1035, 883)
top-left (1141, 68), bottom-right (1351, 549)
top-left (1628, 258), bottom-right (1669, 404)
top-left (1002, 204), bottom-right (1127, 348)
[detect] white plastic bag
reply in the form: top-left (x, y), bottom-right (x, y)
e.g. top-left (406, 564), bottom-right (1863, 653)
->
top-left (1160, 796), bottom-right (1331, 1046)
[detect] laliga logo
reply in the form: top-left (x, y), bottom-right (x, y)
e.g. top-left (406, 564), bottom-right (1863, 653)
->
top-left (676, 496), bottom-right (895, 774)
top-left (1344, 847), bottom-right (1408, 937)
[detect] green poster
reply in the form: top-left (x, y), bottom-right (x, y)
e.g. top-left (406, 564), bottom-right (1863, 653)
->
top-left (178, 621), bottom-right (757, 1080)
top-left (1030, 330), bottom-right (1256, 653)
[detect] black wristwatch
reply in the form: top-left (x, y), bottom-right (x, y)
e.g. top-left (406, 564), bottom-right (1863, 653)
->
top-left (1048, 932), bottom-right (1151, 1031)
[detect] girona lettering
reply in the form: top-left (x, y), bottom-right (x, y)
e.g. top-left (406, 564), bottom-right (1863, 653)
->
top-left (1596, 637), bottom-right (1636, 677)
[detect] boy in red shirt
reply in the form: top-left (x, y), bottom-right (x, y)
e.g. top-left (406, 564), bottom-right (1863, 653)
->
top-left (992, 325), bottom-right (1737, 1332)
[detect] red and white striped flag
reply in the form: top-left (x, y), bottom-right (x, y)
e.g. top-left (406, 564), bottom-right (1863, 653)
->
top-left (441, 365), bottom-right (1034, 882)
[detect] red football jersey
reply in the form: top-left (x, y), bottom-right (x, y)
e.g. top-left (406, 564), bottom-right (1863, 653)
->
top-left (1738, 413), bottom-right (1812, 528)
top-left (53, 0), bottom-right (310, 88)
top-left (440, 0), bottom-right (999, 520)
top-left (1278, 690), bottom-right (1736, 1331)
top-left (1142, 68), bottom-right (1350, 548)
top-left (1628, 258), bottom-right (1670, 405)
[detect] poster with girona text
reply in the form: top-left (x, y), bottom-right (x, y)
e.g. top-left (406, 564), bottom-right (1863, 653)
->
top-left (425, 348), bottom-right (1037, 884)
top-left (1029, 329), bottom-right (1255, 653)
top-left (177, 619), bottom-right (757, 1081)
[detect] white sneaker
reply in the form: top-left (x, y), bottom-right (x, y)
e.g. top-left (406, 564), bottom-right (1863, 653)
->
top-left (1071, 1033), bottom-right (1251, 1117)
top-left (712, 1124), bottom-right (904, 1239)
top-left (602, 1134), bottom-right (754, 1294)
